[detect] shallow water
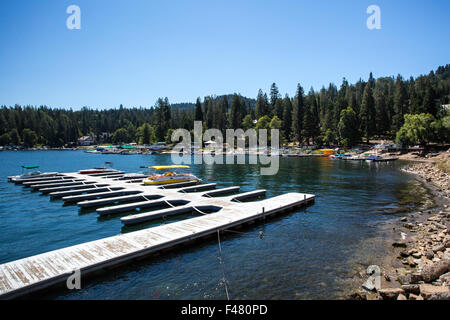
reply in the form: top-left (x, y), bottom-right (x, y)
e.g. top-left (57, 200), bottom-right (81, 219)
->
top-left (0, 151), bottom-right (433, 299)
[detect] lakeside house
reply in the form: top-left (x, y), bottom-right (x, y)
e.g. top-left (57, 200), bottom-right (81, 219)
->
top-left (77, 134), bottom-right (96, 146)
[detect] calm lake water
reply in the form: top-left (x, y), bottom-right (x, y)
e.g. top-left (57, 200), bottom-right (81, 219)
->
top-left (0, 151), bottom-right (434, 299)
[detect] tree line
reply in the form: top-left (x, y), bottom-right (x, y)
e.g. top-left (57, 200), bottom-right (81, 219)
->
top-left (1, 64), bottom-right (449, 148)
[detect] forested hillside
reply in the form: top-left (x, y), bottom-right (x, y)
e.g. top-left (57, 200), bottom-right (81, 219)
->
top-left (1, 65), bottom-right (449, 147)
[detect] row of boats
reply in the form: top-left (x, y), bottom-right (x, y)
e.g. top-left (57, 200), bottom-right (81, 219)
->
top-left (8, 164), bottom-right (201, 186)
top-left (328, 154), bottom-right (399, 162)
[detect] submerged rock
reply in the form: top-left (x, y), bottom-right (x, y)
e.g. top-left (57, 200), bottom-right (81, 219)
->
top-left (393, 241), bottom-right (407, 248)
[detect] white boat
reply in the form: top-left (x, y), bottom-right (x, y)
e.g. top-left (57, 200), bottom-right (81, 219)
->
top-left (143, 165), bottom-right (201, 185)
top-left (8, 166), bottom-right (58, 182)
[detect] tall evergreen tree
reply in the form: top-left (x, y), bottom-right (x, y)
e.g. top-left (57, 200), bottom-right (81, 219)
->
top-left (291, 84), bottom-right (305, 143)
top-left (194, 97), bottom-right (203, 122)
top-left (281, 95), bottom-right (292, 139)
top-left (338, 107), bottom-right (361, 147)
top-left (392, 75), bottom-right (408, 131)
top-left (360, 83), bottom-right (376, 142)
top-left (229, 94), bottom-right (243, 129)
top-left (255, 89), bottom-right (268, 119)
top-left (269, 83), bottom-right (280, 112)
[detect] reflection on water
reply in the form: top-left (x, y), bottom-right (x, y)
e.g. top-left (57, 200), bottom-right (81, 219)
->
top-left (0, 151), bottom-right (433, 299)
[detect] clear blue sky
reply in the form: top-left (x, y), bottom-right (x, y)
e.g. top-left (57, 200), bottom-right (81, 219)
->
top-left (0, 0), bottom-right (449, 109)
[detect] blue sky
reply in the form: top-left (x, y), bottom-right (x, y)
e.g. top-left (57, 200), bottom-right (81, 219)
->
top-left (0, 0), bottom-right (449, 109)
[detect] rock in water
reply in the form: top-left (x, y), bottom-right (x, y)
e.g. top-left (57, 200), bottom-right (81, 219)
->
top-left (392, 241), bottom-right (407, 248)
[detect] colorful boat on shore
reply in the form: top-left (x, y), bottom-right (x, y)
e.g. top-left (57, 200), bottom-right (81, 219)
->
top-left (143, 165), bottom-right (201, 185)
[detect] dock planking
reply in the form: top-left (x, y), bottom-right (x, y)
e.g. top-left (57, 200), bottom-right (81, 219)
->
top-left (0, 170), bottom-right (315, 299)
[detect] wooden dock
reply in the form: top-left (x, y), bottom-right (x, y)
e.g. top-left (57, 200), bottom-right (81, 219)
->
top-left (0, 170), bottom-right (315, 299)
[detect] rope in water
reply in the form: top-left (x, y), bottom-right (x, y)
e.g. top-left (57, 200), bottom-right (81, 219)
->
top-left (217, 230), bottom-right (230, 300)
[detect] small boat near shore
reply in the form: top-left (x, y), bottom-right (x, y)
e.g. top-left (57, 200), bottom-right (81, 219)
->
top-left (365, 155), bottom-right (399, 162)
top-left (143, 165), bottom-right (201, 185)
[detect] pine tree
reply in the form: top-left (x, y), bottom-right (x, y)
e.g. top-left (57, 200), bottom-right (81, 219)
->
top-left (229, 94), bottom-right (242, 129)
top-left (423, 81), bottom-right (437, 116)
top-left (392, 75), bottom-right (408, 131)
top-left (338, 107), bottom-right (361, 147)
top-left (255, 89), bottom-right (268, 119)
top-left (291, 84), bottom-right (304, 143)
top-left (282, 96), bottom-right (292, 140)
top-left (269, 83), bottom-right (280, 115)
top-left (194, 97), bottom-right (203, 122)
top-left (373, 87), bottom-right (389, 136)
top-left (360, 83), bottom-right (376, 142)
top-left (302, 89), bottom-right (320, 145)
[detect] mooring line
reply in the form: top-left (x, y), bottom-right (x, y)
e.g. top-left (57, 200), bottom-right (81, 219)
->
top-left (164, 200), bottom-right (175, 208)
top-left (192, 206), bottom-right (207, 215)
top-left (217, 230), bottom-right (230, 300)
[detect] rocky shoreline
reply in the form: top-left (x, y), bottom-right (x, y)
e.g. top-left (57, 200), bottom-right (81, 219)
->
top-left (349, 160), bottom-right (450, 300)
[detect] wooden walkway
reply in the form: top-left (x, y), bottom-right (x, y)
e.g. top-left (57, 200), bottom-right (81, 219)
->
top-left (0, 171), bottom-right (314, 299)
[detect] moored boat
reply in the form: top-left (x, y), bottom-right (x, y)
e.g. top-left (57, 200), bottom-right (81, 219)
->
top-left (78, 162), bottom-right (118, 174)
top-left (143, 165), bottom-right (201, 185)
top-left (8, 165), bottom-right (58, 182)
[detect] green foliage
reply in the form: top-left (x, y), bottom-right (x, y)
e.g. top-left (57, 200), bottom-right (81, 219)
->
top-left (395, 113), bottom-right (438, 146)
top-left (338, 107), bottom-right (361, 147)
top-left (112, 128), bottom-right (130, 144)
top-left (255, 115), bottom-right (271, 130)
top-left (165, 128), bottom-right (175, 144)
top-left (360, 83), bottom-right (376, 142)
top-left (9, 129), bottom-right (20, 145)
top-left (269, 115), bottom-right (282, 130)
top-left (194, 97), bottom-right (203, 122)
top-left (0, 132), bottom-right (11, 145)
top-left (22, 129), bottom-right (38, 147)
top-left (137, 123), bottom-right (156, 145)
top-left (242, 114), bottom-right (254, 130)
top-left (1, 65), bottom-right (449, 148)
top-left (322, 128), bottom-right (337, 146)
top-left (291, 84), bottom-right (304, 143)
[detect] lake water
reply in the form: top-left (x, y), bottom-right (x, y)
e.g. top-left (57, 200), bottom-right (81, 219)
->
top-left (0, 151), bottom-right (434, 299)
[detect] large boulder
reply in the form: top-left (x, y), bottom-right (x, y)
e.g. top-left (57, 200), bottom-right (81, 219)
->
top-left (398, 273), bottom-right (423, 285)
top-left (419, 284), bottom-right (450, 300)
top-left (378, 288), bottom-right (405, 300)
top-left (401, 284), bottom-right (420, 295)
top-left (421, 258), bottom-right (450, 283)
